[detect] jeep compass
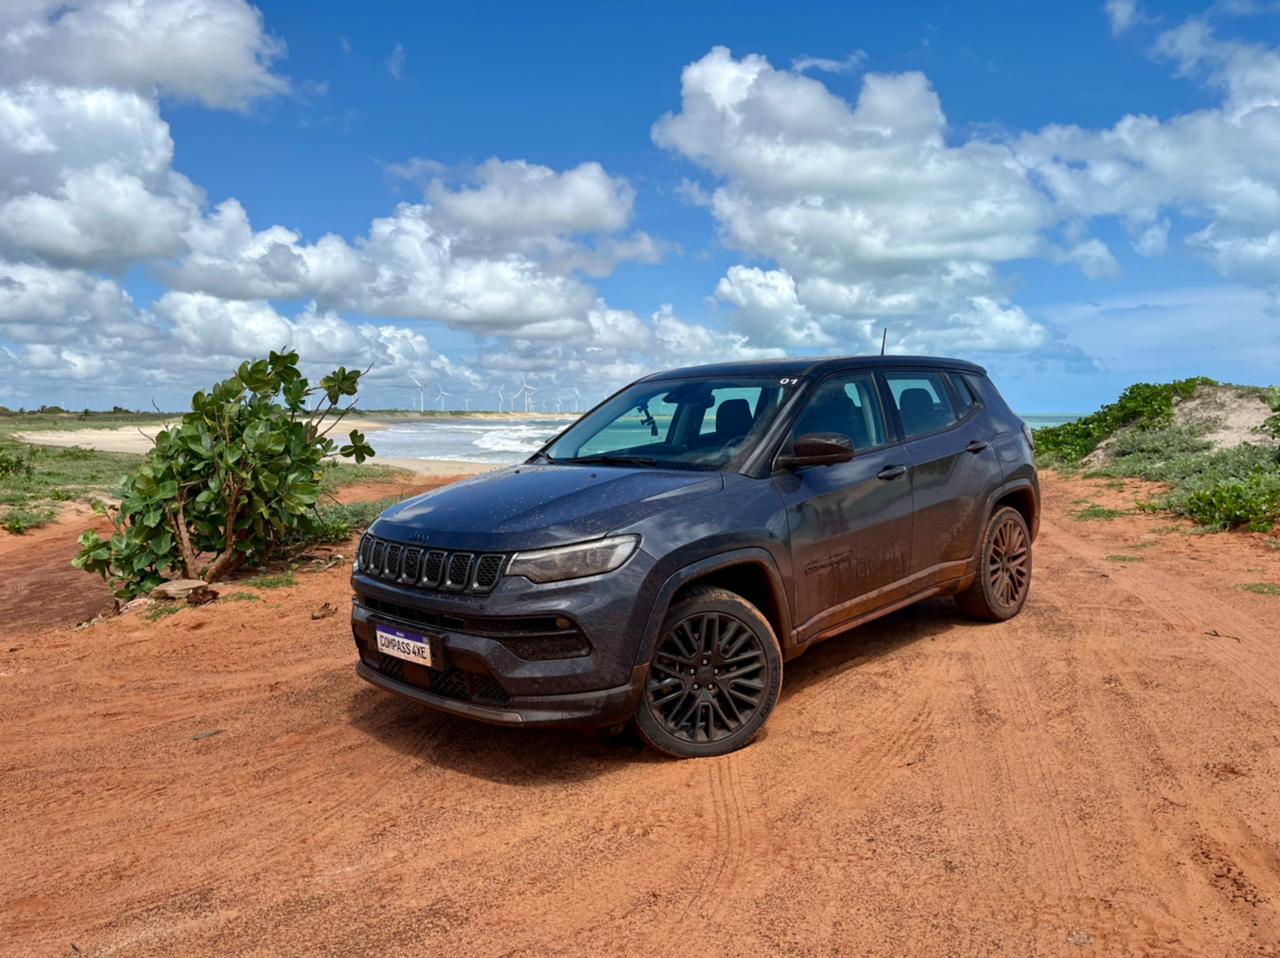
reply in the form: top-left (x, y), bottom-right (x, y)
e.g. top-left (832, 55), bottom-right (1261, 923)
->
top-left (351, 356), bottom-right (1038, 757)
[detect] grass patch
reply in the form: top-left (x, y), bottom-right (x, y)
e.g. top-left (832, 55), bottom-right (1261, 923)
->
top-left (1150, 525), bottom-right (1183, 535)
top-left (312, 496), bottom-right (403, 544)
top-left (218, 591), bottom-right (260, 603)
top-left (1105, 554), bottom-right (1144, 563)
top-left (245, 571), bottom-right (296, 590)
top-left (317, 459), bottom-right (409, 492)
top-left (145, 603), bottom-right (182, 621)
top-left (1072, 504), bottom-right (1127, 521)
top-left (2, 505), bottom-right (56, 534)
top-left (1239, 582), bottom-right (1280, 596)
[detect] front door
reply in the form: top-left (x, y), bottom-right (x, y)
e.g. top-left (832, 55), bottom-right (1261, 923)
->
top-left (774, 370), bottom-right (914, 641)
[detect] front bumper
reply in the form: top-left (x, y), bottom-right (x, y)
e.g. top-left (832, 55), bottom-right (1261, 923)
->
top-left (350, 554), bottom-right (657, 729)
top-left (356, 659), bottom-right (645, 728)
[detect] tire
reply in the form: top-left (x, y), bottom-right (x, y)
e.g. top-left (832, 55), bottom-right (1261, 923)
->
top-left (633, 586), bottom-right (783, 758)
top-left (955, 506), bottom-right (1033, 621)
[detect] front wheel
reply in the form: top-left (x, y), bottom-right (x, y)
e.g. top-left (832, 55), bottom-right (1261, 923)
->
top-left (633, 586), bottom-right (783, 758)
top-left (955, 506), bottom-right (1032, 621)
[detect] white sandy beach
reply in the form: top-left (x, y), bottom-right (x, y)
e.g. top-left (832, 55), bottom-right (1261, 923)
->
top-left (16, 418), bottom-right (500, 478)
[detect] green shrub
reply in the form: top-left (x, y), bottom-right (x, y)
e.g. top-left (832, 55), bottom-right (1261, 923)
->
top-left (1034, 377), bottom-right (1216, 466)
top-left (72, 351), bottom-right (376, 599)
top-left (0, 446), bottom-right (34, 480)
top-left (1164, 467), bottom-right (1280, 532)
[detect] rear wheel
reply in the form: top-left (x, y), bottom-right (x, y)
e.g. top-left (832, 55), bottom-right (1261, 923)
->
top-left (955, 506), bottom-right (1032, 621)
top-left (633, 586), bottom-right (782, 758)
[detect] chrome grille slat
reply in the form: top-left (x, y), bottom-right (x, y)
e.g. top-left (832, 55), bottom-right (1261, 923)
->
top-left (359, 536), bottom-right (504, 594)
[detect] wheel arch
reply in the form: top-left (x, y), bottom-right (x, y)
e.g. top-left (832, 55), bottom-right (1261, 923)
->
top-left (987, 478), bottom-right (1039, 541)
top-left (635, 549), bottom-right (791, 668)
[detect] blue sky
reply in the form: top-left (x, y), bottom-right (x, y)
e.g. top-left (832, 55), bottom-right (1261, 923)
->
top-left (1, 0), bottom-right (1278, 414)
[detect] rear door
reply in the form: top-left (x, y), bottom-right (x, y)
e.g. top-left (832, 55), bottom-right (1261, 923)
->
top-left (879, 368), bottom-right (1004, 588)
top-left (774, 370), bottom-right (914, 640)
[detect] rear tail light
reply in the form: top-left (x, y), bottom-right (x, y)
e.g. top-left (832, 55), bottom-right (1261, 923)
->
top-left (1022, 421), bottom-right (1035, 450)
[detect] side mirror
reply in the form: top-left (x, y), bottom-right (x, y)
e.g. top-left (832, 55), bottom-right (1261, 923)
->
top-left (778, 432), bottom-right (854, 469)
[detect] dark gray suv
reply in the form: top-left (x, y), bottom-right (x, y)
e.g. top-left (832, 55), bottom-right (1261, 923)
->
top-left (351, 355), bottom-right (1038, 757)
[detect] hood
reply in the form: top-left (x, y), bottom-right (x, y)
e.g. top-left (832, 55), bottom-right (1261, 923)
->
top-left (371, 464), bottom-right (724, 551)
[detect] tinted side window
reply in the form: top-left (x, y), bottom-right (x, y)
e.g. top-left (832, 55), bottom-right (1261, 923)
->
top-left (947, 371), bottom-right (977, 414)
top-left (792, 372), bottom-right (886, 450)
top-left (884, 370), bottom-right (959, 438)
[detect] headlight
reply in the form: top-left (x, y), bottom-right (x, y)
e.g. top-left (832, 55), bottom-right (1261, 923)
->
top-left (507, 535), bottom-right (639, 583)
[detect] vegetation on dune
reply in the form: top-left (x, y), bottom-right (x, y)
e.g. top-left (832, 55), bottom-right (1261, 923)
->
top-left (1038, 379), bottom-right (1280, 533)
top-left (72, 351), bottom-right (377, 598)
top-left (1033, 377), bottom-right (1216, 466)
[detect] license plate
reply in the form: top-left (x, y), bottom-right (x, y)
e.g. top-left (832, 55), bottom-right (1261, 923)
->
top-left (374, 624), bottom-right (435, 668)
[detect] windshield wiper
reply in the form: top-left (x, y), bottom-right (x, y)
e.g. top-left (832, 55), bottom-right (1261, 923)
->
top-left (528, 451), bottom-right (558, 464)
top-left (562, 454), bottom-right (659, 467)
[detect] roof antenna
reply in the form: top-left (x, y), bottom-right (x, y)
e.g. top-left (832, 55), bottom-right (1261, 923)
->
top-left (880, 327), bottom-right (888, 356)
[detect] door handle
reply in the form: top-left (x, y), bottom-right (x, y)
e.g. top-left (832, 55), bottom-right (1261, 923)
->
top-left (877, 464), bottom-right (907, 481)
top-left (965, 440), bottom-right (988, 454)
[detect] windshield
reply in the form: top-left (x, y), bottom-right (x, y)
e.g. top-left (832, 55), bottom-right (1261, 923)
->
top-left (541, 376), bottom-right (799, 471)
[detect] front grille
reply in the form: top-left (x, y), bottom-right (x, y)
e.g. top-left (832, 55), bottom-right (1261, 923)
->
top-left (360, 595), bottom-right (591, 661)
top-left (358, 535), bottom-right (504, 595)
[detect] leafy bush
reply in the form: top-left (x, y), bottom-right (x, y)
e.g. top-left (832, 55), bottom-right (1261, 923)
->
top-left (72, 351), bottom-right (375, 598)
top-left (1034, 377), bottom-right (1215, 466)
top-left (0, 446), bottom-right (34, 480)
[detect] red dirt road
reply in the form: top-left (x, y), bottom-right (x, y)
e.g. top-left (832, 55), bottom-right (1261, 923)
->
top-left (3, 473), bottom-right (1280, 956)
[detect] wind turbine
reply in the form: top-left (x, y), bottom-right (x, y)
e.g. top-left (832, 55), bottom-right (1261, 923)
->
top-left (515, 375), bottom-right (535, 414)
top-left (410, 375), bottom-right (425, 413)
top-left (435, 383), bottom-right (449, 412)
top-left (554, 394), bottom-right (563, 414)
top-left (464, 397), bottom-right (471, 411)
top-left (572, 386), bottom-right (582, 412)
top-left (496, 385), bottom-right (505, 413)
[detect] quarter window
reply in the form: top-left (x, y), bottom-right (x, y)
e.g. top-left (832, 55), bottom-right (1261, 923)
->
top-left (792, 372), bottom-right (886, 450)
top-left (884, 371), bottom-right (959, 438)
top-left (947, 371), bottom-right (977, 414)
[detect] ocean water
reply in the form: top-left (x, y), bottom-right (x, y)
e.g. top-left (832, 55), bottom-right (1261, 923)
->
top-left (372, 416), bottom-right (577, 464)
top-left (1022, 414), bottom-right (1081, 429)
top-left (372, 411), bottom-right (1082, 465)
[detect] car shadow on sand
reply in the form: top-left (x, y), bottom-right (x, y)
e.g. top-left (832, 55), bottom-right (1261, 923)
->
top-left (345, 596), bottom-right (984, 783)
top-left (344, 684), bottom-right (662, 786)
top-left (779, 596), bottom-right (982, 700)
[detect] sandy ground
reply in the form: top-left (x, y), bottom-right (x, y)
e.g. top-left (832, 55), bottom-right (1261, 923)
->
top-left (3, 473), bottom-right (1280, 956)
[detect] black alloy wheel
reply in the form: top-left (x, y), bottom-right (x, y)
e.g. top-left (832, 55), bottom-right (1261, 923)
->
top-left (634, 586), bottom-right (782, 758)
